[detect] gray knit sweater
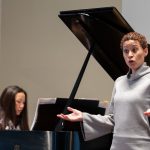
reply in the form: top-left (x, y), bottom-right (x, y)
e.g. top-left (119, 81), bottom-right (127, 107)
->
top-left (82, 62), bottom-right (150, 150)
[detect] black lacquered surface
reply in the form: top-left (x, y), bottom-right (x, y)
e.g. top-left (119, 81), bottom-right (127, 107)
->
top-left (0, 131), bottom-right (49, 150)
top-left (0, 131), bottom-right (112, 150)
top-left (59, 7), bottom-right (150, 80)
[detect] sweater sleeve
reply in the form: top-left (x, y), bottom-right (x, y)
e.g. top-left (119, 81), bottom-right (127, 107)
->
top-left (82, 113), bottom-right (114, 141)
top-left (81, 82), bottom-right (117, 141)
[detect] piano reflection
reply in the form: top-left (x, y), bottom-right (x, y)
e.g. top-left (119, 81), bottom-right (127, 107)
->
top-left (1, 7), bottom-right (149, 150)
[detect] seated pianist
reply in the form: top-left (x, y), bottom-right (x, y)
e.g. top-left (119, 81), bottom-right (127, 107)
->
top-left (0, 85), bottom-right (29, 130)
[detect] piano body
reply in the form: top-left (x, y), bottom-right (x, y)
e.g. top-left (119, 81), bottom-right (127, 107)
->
top-left (1, 7), bottom-right (149, 150)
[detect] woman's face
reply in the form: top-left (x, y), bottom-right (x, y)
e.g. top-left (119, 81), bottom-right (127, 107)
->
top-left (122, 40), bottom-right (148, 73)
top-left (15, 92), bottom-right (26, 116)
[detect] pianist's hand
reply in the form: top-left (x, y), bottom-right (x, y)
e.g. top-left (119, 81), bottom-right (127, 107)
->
top-left (144, 109), bottom-right (150, 116)
top-left (57, 107), bottom-right (83, 122)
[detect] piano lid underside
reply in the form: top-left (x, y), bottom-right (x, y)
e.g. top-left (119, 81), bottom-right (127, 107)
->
top-left (59, 7), bottom-right (150, 80)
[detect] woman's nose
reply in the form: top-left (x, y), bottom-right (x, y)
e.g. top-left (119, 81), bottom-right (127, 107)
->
top-left (20, 103), bottom-right (24, 108)
top-left (128, 50), bottom-right (134, 57)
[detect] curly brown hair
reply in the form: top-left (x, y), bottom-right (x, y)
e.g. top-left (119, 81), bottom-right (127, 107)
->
top-left (120, 32), bottom-right (148, 50)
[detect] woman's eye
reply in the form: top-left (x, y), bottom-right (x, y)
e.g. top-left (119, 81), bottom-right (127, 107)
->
top-left (132, 48), bottom-right (138, 53)
top-left (16, 101), bottom-right (21, 104)
top-left (123, 49), bottom-right (129, 53)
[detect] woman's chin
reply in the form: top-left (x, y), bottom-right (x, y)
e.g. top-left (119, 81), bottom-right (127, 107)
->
top-left (16, 112), bottom-right (21, 116)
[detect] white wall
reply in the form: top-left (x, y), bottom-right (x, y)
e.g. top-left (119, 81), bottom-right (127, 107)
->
top-left (0, 0), bottom-right (2, 67)
top-left (1, 0), bottom-right (121, 126)
top-left (122, 0), bottom-right (150, 43)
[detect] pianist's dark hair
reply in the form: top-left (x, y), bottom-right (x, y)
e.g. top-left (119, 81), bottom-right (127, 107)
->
top-left (120, 32), bottom-right (148, 50)
top-left (0, 85), bottom-right (29, 130)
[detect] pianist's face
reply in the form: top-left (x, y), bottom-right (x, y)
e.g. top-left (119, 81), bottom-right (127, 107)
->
top-left (123, 40), bottom-right (148, 73)
top-left (15, 92), bottom-right (26, 116)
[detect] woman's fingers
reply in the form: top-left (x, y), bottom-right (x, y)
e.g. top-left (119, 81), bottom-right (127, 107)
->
top-left (57, 107), bottom-right (83, 122)
top-left (67, 107), bottom-right (75, 112)
top-left (144, 109), bottom-right (150, 116)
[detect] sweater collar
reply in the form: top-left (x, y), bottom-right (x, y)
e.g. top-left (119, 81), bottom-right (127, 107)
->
top-left (127, 62), bottom-right (150, 81)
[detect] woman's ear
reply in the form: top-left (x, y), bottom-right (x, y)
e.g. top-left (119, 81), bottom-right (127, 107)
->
top-left (144, 48), bottom-right (148, 57)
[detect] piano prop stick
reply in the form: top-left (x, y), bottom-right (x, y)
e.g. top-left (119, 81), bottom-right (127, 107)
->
top-left (55, 19), bottom-right (95, 131)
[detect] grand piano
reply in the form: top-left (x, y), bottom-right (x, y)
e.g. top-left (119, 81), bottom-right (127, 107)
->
top-left (1, 7), bottom-right (149, 150)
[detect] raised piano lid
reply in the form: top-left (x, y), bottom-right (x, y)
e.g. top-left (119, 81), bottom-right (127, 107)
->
top-left (58, 7), bottom-right (150, 80)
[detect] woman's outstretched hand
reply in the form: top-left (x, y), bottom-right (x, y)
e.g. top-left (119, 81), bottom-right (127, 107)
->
top-left (144, 109), bottom-right (150, 117)
top-left (57, 107), bottom-right (83, 122)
